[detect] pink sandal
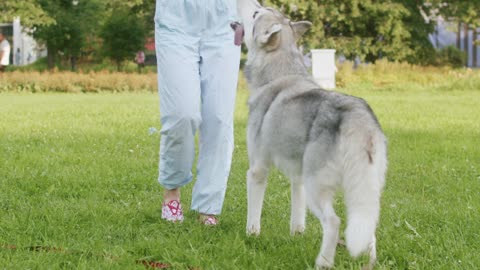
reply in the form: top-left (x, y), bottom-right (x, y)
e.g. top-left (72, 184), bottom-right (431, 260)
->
top-left (162, 200), bottom-right (184, 222)
top-left (199, 215), bottom-right (218, 226)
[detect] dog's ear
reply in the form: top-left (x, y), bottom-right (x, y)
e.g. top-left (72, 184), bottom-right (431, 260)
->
top-left (257, 23), bottom-right (282, 51)
top-left (291, 21), bottom-right (312, 39)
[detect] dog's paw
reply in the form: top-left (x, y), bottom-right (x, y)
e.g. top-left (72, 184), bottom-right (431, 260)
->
top-left (315, 256), bottom-right (334, 269)
top-left (246, 224), bottom-right (261, 236)
top-left (290, 224), bottom-right (305, 236)
top-left (361, 264), bottom-right (373, 270)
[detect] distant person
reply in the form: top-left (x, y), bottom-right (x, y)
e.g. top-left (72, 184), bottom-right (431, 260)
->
top-left (0, 32), bottom-right (11, 72)
top-left (135, 50), bottom-right (145, 73)
top-left (15, 48), bottom-right (21, 65)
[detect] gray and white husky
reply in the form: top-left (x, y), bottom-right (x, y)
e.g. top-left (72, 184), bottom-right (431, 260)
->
top-left (236, 0), bottom-right (388, 268)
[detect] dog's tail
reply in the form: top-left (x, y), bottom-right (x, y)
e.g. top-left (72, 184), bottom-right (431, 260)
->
top-left (343, 133), bottom-right (387, 257)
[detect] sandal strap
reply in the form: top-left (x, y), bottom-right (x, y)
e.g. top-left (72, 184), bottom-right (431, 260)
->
top-left (162, 200), bottom-right (184, 222)
top-left (164, 200), bottom-right (181, 214)
top-left (202, 216), bottom-right (218, 225)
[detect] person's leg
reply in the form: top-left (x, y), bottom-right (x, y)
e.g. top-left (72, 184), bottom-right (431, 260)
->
top-left (155, 0), bottom-right (203, 206)
top-left (191, 0), bottom-right (241, 216)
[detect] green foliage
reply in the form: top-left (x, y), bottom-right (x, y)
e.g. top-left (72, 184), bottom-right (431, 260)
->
top-left (32, 0), bottom-right (105, 70)
top-left (100, 10), bottom-right (147, 71)
top-left (393, 0), bottom-right (436, 65)
top-left (0, 0), bottom-right (54, 27)
top-left (105, 0), bottom-right (155, 36)
top-left (433, 46), bottom-right (466, 68)
top-left (2, 0), bottom-right (154, 71)
top-left (268, 0), bottom-right (414, 62)
top-left (430, 0), bottom-right (480, 27)
top-left (8, 57), bottom-right (158, 74)
top-left (265, 0), bottom-right (480, 65)
top-left (4, 0), bottom-right (480, 68)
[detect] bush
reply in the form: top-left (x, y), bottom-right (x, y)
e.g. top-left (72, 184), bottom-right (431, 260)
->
top-left (100, 10), bottom-right (146, 71)
top-left (10, 57), bottom-right (157, 74)
top-left (0, 71), bottom-right (158, 93)
top-left (336, 59), bottom-right (480, 91)
top-left (433, 46), bottom-right (466, 68)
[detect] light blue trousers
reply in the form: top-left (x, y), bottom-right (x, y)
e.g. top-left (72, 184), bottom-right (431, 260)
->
top-left (155, 0), bottom-right (241, 215)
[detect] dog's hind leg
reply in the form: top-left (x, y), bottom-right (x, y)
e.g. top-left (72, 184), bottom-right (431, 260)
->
top-left (367, 235), bottom-right (377, 270)
top-left (304, 169), bottom-right (340, 269)
top-left (343, 168), bottom-right (381, 268)
top-left (289, 176), bottom-right (306, 235)
top-left (246, 161), bottom-right (270, 236)
top-left (342, 135), bottom-right (386, 268)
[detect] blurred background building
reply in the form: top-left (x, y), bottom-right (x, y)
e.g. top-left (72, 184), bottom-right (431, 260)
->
top-left (0, 18), bottom-right (46, 66)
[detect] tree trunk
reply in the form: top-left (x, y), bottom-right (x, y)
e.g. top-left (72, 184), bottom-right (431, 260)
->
top-left (473, 28), bottom-right (478, 68)
top-left (457, 22), bottom-right (461, 50)
top-left (47, 43), bottom-right (56, 70)
top-left (70, 56), bottom-right (77, 71)
top-left (464, 24), bottom-right (469, 67)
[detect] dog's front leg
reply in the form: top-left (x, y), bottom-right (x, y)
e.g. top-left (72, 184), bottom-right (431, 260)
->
top-left (290, 179), bottom-right (306, 235)
top-left (246, 164), bottom-right (269, 235)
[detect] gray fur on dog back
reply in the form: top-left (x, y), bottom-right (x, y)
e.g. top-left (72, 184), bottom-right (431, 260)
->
top-left (245, 64), bottom-right (385, 172)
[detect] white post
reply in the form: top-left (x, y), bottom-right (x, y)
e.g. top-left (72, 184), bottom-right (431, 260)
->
top-left (10, 17), bottom-right (45, 65)
top-left (13, 18), bottom-right (22, 66)
top-left (311, 49), bottom-right (336, 89)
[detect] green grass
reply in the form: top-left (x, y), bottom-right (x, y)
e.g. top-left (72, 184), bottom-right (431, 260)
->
top-left (1, 77), bottom-right (479, 269)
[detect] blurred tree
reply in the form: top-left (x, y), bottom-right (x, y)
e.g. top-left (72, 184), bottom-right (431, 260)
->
top-left (392, 0), bottom-right (436, 65)
top-left (268, 0), bottom-right (413, 62)
top-left (100, 9), bottom-right (146, 71)
top-left (104, 0), bottom-right (155, 35)
top-left (266, 0), bottom-right (480, 64)
top-left (429, 0), bottom-right (480, 27)
top-left (32, 0), bottom-right (104, 71)
top-left (408, 1), bottom-right (480, 65)
top-left (0, 0), bottom-right (53, 27)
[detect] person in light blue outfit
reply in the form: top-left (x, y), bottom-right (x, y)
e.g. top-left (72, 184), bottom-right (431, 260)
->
top-left (155, 0), bottom-right (241, 224)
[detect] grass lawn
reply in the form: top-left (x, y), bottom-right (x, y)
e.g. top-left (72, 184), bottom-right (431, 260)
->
top-left (1, 77), bottom-right (479, 269)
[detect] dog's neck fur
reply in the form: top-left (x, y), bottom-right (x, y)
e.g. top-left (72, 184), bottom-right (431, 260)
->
top-left (244, 45), bottom-right (309, 90)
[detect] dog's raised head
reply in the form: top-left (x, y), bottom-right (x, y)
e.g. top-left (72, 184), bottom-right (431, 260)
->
top-left (237, 0), bottom-right (311, 53)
